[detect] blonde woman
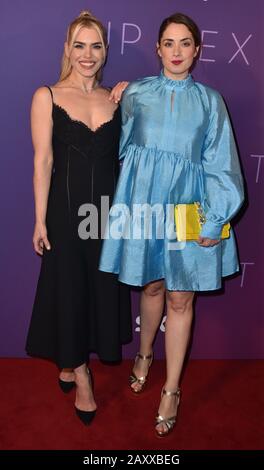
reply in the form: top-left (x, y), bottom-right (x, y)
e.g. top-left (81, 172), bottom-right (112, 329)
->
top-left (26, 11), bottom-right (131, 425)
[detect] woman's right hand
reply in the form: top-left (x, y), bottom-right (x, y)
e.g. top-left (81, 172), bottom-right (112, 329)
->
top-left (33, 222), bottom-right (51, 255)
top-left (109, 81), bottom-right (129, 103)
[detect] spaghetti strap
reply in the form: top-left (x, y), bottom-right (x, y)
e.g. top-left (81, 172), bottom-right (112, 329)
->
top-left (46, 86), bottom-right (54, 102)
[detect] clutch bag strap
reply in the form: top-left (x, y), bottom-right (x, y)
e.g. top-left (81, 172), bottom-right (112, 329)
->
top-left (194, 202), bottom-right (206, 227)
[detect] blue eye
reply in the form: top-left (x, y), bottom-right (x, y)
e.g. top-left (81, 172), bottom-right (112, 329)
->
top-left (93, 44), bottom-right (102, 49)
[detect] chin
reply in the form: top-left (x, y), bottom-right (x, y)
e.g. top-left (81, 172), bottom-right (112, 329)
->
top-left (166, 66), bottom-right (189, 78)
top-left (78, 69), bottom-right (96, 79)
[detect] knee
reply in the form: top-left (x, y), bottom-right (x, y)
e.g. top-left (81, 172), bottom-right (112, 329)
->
top-left (166, 292), bottom-right (194, 315)
top-left (144, 281), bottom-right (165, 297)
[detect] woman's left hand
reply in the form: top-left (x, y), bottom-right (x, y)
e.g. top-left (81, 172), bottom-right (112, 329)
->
top-left (109, 81), bottom-right (129, 103)
top-left (197, 236), bottom-right (220, 247)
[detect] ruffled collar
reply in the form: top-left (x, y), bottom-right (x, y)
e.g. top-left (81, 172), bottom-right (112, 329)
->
top-left (159, 70), bottom-right (194, 90)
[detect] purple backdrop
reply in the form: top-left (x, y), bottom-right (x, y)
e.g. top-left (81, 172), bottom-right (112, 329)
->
top-left (0, 0), bottom-right (263, 359)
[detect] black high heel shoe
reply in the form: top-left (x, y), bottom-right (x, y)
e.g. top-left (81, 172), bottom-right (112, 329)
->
top-left (75, 368), bottom-right (97, 426)
top-left (58, 378), bottom-right (75, 393)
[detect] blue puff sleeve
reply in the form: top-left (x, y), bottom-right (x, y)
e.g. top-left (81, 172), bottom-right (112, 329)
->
top-left (119, 85), bottom-right (136, 160)
top-left (200, 92), bottom-right (244, 239)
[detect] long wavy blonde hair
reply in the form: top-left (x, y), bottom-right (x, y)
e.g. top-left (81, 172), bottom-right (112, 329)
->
top-left (59, 10), bottom-right (108, 82)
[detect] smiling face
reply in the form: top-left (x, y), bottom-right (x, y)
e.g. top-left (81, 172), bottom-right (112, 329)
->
top-left (157, 22), bottom-right (200, 80)
top-left (65, 26), bottom-right (105, 79)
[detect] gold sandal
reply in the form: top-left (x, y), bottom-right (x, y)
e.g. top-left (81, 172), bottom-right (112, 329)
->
top-left (129, 352), bottom-right (153, 393)
top-left (155, 388), bottom-right (181, 437)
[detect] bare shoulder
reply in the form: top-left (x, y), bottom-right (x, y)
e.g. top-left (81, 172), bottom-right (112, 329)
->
top-left (32, 86), bottom-right (52, 107)
top-left (98, 86), bottom-right (112, 98)
top-left (31, 87), bottom-right (53, 125)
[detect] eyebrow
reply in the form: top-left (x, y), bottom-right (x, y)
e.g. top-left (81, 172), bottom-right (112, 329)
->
top-left (73, 41), bottom-right (103, 46)
top-left (162, 37), bottom-right (193, 42)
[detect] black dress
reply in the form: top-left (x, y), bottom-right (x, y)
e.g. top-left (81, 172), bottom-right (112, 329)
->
top-left (26, 87), bottom-right (132, 368)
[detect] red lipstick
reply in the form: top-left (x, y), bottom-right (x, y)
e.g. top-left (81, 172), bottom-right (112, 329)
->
top-left (172, 60), bottom-right (183, 65)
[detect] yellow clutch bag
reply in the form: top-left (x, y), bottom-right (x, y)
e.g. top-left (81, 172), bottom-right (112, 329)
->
top-left (174, 202), bottom-right (230, 242)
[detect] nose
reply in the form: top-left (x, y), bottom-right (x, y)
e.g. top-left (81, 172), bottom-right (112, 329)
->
top-left (83, 45), bottom-right (92, 58)
top-left (172, 44), bottom-right (180, 56)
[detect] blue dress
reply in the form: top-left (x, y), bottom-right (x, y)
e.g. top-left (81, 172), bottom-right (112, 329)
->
top-left (99, 71), bottom-right (244, 291)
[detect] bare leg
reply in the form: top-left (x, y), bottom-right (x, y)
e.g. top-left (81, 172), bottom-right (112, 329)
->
top-left (156, 290), bottom-right (194, 434)
top-left (74, 363), bottom-right (97, 412)
top-left (131, 280), bottom-right (165, 392)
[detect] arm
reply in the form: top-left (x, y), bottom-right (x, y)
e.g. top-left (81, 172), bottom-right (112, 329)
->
top-left (31, 87), bottom-right (53, 255)
top-left (200, 92), bottom-right (244, 241)
top-left (109, 81), bottom-right (129, 103)
top-left (119, 86), bottom-right (135, 160)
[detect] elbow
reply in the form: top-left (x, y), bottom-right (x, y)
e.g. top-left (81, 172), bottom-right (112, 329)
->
top-left (231, 186), bottom-right (245, 219)
top-left (237, 193), bottom-right (245, 214)
top-left (237, 178), bottom-right (245, 208)
top-left (34, 153), bottom-right (53, 171)
top-left (33, 153), bottom-right (53, 179)
top-left (228, 175), bottom-right (245, 218)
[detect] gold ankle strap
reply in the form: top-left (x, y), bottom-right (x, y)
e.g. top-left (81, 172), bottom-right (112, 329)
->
top-left (162, 388), bottom-right (181, 397)
top-left (136, 352), bottom-right (153, 360)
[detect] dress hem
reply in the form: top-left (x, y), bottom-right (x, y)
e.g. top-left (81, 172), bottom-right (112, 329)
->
top-left (100, 267), bottom-right (240, 291)
top-left (25, 342), bottom-right (132, 369)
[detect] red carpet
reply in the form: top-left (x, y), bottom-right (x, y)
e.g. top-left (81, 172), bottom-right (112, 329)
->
top-left (0, 358), bottom-right (263, 450)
